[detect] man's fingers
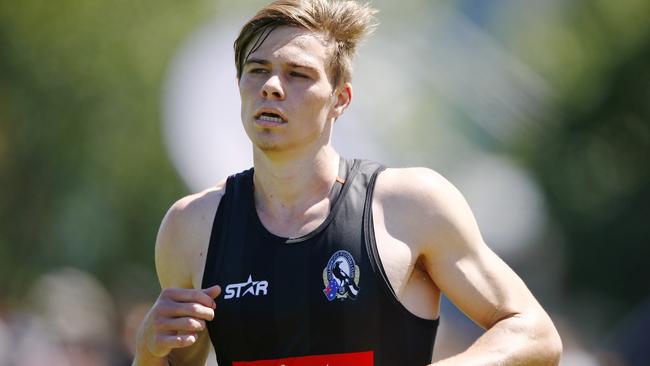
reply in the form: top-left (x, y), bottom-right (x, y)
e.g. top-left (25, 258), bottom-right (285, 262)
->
top-left (154, 332), bottom-right (198, 351)
top-left (155, 317), bottom-right (206, 333)
top-left (160, 288), bottom-right (216, 308)
top-left (202, 284), bottom-right (221, 300)
top-left (157, 302), bottom-right (215, 321)
top-left (142, 287), bottom-right (220, 358)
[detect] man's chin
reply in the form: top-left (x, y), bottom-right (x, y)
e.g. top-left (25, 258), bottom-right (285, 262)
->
top-left (244, 130), bottom-right (286, 153)
top-left (253, 140), bottom-right (288, 153)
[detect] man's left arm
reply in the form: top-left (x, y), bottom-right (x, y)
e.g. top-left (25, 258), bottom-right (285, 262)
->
top-left (388, 168), bottom-right (562, 366)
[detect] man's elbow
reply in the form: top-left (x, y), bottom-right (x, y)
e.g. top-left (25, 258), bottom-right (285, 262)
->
top-left (534, 316), bottom-right (563, 365)
top-left (508, 311), bottom-right (563, 365)
top-left (546, 328), bottom-right (563, 365)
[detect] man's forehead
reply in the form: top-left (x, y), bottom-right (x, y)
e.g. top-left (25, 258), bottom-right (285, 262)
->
top-left (247, 27), bottom-right (330, 67)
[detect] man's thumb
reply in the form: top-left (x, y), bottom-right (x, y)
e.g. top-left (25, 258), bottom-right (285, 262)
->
top-left (203, 284), bottom-right (221, 299)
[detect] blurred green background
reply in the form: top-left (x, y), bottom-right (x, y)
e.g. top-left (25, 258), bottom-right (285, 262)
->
top-left (1, 0), bottom-right (649, 365)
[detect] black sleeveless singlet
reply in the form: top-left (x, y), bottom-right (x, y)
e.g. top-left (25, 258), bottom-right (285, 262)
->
top-left (201, 158), bottom-right (439, 366)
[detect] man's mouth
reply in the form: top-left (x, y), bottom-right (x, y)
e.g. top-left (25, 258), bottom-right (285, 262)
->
top-left (258, 113), bottom-right (285, 123)
top-left (255, 111), bottom-right (287, 124)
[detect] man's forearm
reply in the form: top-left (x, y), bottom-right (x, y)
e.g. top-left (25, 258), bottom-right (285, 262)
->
top-left (132, 331), bottom-right (169, 366)
top-left (430, 314), bottom-right (562, 366)
top-left (132, 349), bottom-right (168, 366)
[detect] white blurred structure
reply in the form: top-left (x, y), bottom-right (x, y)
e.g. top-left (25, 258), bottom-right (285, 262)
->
top-left (163, 15), bottom-right (251, 191)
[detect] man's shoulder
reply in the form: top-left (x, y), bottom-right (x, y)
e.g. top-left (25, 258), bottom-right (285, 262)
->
top-left (375, 166), bottom-right (458, 204)
top-left (373, 166), bottom-right (474, 248)
top-left (155, 179), bottom-right (227, 288)
top-left (166, 180), bottom-right (228, 225)
top-left (159, 179), bottom-right (228, 244)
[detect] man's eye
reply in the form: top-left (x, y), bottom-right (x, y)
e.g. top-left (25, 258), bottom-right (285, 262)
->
top-left (290, 71), bottom-right (309, 78)
top-left (250, 68), bottom-right (268, 74)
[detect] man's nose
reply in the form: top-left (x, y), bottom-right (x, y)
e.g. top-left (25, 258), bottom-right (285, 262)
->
top-left (261, 75), bottom-right (285, 100)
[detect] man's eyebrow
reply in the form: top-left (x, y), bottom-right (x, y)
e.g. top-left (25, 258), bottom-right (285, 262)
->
top-left (244, 58), bottom-right (270, 66)
top-left (287, 62), bottom-right (318, 72)
top-left (244, 58), bottom-right (318, 72)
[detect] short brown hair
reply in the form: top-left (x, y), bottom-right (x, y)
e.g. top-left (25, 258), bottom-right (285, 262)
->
top-left (234, 0), bottom-right (378, 86)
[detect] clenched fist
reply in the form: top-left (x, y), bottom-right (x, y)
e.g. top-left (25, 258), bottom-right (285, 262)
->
top-left (134, 285), bottom-right (221, 364)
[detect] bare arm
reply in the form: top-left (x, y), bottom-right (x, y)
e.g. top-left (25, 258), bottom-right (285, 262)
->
top-left (383, 168), bottom-right (562, 365)
top-left (133, 186), bottom-right (225, 366)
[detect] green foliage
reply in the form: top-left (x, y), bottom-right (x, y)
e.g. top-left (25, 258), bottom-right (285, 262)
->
top-left (0, 0), bottom-right (213, 301)
top-left (529, 40), bottom-right (650, 317)
top-left (507, 0), bottom-right (650, 326)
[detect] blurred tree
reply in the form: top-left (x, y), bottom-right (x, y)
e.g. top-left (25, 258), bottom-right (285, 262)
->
top-left (527, 37), bottom-right (650, 323)
top-left (508, 0), bottom-right (650, 332)
top-left (0, 0), bottom-right (213, 303)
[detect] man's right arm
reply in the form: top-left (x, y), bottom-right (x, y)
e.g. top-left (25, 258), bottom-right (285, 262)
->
top-left (133, 188), bottom-right (225, 366)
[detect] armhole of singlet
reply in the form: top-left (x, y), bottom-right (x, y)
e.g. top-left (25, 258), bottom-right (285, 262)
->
top-left (201, 176), bottom-right (233, 289)
top-left (363, 167), bottom-right (439, 324)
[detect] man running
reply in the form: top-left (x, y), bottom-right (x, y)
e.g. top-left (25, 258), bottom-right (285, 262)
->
top-left (134, 0), bottom-right (562, 365)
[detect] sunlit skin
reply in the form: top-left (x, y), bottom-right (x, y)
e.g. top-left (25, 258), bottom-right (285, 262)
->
top-left (237, 26), bottom-right (353, 232)
top-left (133, 25), bottom-right (561, 366)
top-left (238, 26), bottom-right (349, 157)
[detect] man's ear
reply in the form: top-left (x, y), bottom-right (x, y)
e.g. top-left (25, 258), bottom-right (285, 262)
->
top-left (332, 82), bottom-right (353, 119)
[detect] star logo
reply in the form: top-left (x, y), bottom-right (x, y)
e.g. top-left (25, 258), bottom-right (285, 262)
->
top-left (223, 274), bottom-right (269, 300)
top-left (240, 275), bottom-right (260, 297)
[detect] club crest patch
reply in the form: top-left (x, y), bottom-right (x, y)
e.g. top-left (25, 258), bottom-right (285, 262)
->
top-left (323, 250), bottom-right (360, 301)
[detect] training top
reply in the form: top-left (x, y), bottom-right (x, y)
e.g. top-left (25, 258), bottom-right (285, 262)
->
top-left (202, 158), bottom-right (439, 366)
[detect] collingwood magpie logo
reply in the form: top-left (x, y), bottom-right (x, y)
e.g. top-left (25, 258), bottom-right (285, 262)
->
top-left (323, 250), bottom-right (360, 301)
top-left (224, 274), bottom-right (269, 300)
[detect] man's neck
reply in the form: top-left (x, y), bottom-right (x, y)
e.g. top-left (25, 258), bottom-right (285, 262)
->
top-left (252, 145), bottom-right (340, 234)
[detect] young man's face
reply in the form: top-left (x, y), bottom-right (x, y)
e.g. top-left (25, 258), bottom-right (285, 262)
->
top-left (238, 26), bottom-right (349, 154)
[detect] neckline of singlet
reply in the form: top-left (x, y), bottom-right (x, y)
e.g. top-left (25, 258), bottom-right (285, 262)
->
top-left (248, 157), bottom-right (360, 244)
